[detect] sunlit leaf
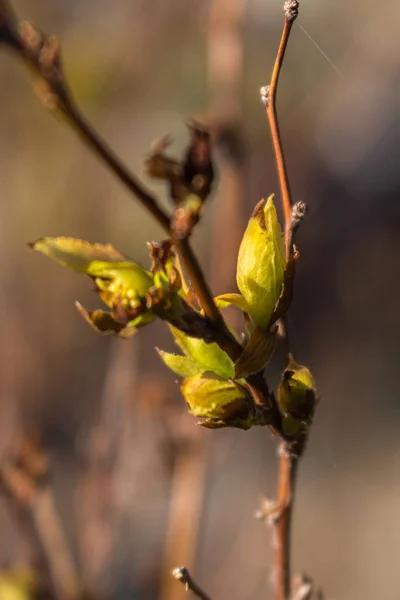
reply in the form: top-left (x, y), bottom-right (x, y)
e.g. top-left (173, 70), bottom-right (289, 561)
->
top-left (30, 237), bottom-right (126, 272)
top-left (31, 237), bottom-right (154, 310)
top-left (214, 293), bottom-right (250, 313)
top-left (169, 325), bottom-right (234, 379)
top-left (157, 349), bottom-right (204, 378)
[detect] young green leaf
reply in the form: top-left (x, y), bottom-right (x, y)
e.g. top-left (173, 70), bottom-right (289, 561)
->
top-left (31, 237), bottom-right (154, 310)
top-left (157, 349), bottom-right (205, 378)
top-left (236, 196), bottom-right (285, 328)
top-left (30, 237), bottom-right (126, 272)
top-left (169, 325), bottom-right (234, 379)
top-left (214, 293), bottom-right (250, 313)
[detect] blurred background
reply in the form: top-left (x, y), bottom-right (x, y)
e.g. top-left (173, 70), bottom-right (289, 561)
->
top-left (0, 0), bottom-right (399, 599)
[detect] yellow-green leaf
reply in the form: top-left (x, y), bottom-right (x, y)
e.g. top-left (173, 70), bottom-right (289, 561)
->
top-left (169, 325), bottom-right (234, 379)
top-left (30, 237), bottom-right (126, 272)
top-left (214, 293), bottom-right (250, 313)
top-left (181, 373), bottom-right (246, 419)
top-left (237, 196), bottom-right (285, 328)
top-left (157, 349), bottom-right (205, 378)
top-left (31, 237), bottom-right (154, 308)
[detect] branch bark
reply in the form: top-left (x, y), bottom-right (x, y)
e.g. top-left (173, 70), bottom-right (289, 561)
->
top-left (263, 3), bottom-right (300, 599)
top-left (272, 444), bottom-right (299, 600)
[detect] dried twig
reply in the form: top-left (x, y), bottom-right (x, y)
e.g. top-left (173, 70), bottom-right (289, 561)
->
top-left (172, 567), bottom-right (212, 600)
top-left (272, 443), bottom-right (299, 600)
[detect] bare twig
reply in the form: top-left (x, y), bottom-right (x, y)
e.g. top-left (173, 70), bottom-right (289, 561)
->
top-left (272, 443), bottom-right (299, 600)
top-left (261, 4), bottom-right (302, 599)
top-left (172, 567), bottom-right (212, 600)
top-left (261, 1), bottom-right (299, 259)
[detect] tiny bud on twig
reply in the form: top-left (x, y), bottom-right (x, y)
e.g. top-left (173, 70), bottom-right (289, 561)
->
top-left (260, 85), bottom-right (270, 107)
top-left (290, 201), bottom-right (307, 232)
top-left (284, 0), bottom-right (300, 22)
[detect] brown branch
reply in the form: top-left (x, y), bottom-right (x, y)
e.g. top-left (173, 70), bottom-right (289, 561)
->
top-left (262, 1), bottom-right (299, 259)
top-left (172, 567), bottom-right (212, 600)
top-left (262, 3), bottom-right (301, 600)
top-left (272, 443), bottom-right (299, 600)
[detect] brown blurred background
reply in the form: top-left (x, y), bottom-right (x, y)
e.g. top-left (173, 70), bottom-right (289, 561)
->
top-left (0, 1), bottom-right (400, 599)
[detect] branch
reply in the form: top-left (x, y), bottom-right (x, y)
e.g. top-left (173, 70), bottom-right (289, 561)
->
top-left (0, 0), bottom-right (242, 360)
top-left (261, 3), bottom-right (303, 600)
top-left (261, 1), bottom-right (299, 259)
top-left (172, 567), bottom-right (212, 600)
top-left (272, 443), bottom-right (299, 600)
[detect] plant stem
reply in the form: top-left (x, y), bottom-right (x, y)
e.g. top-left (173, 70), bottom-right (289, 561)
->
top-left (273, 443), bottom-right (298, 600)
top-left (264, 7), bottom-right (297, 258)
top-left (264, 4), bottom-right (300, 599)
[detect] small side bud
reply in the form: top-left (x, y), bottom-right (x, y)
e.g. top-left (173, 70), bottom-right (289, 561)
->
top-left (260, 85), bottom-right (270, 107)
top-left (277, 356), bottom-right (317, 439)
top-left (291, 201), bottom-right (307, 232)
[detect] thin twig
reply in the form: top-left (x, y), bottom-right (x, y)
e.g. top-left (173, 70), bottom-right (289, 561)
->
top-left (172, 567), bottom-right (212, 600)
top-left (262, 1), bottom-right (299, 259)
top-left (262, 4), bottom-right (300, 599)
top-left (272, 443), bottom-right (299, 600)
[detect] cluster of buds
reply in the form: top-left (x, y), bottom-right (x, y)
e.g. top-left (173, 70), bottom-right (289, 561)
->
top-left (31, 155), bottom-right (315, 438)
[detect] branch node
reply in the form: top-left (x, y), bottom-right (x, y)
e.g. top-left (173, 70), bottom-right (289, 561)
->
top-left (284, 1), bottom-right (300, 22)
top-left (260, 85), bottom-right (271, 107)
top-left (290, 201), bottom-right (307, 230)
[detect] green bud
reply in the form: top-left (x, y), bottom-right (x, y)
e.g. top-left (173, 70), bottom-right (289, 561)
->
top-left (181, 373), bottom-right (247, 420)
top-left (277, 356), bottom-right (317, 424)
top-left (31, 237), bottom-right (155, 334)
top-left (236, 196), bottom-right (285, 328)
top-left (31, 237), bottom-right (154, 307)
